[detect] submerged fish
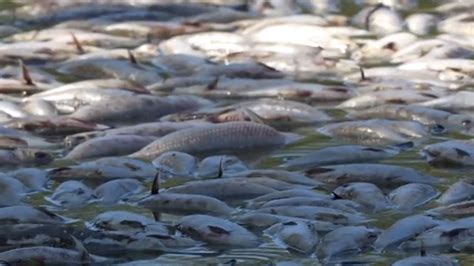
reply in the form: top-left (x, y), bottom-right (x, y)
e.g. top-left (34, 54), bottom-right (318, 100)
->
top-left (175, 214), bottom-right (260, 248)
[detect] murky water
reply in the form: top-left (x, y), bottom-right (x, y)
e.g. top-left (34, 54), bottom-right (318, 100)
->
top-left (1, 0), bottom-right (474, 265)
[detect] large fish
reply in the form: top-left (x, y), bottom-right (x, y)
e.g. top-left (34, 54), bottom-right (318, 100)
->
top-left (130, 122), bottom-right (294, 160)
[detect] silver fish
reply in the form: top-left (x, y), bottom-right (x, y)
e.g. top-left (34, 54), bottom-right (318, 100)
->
top-left (87, 211), bottom-right (168, 234)
top-left (388, 183), bottom-right (440, 211)
top-left (422, 140), bottom-right (474, 167)
top-left (130, 122), bottom-right (292, 160)
top-left (264, 220), bottom-right (319, 255)
top-left (46, 180), bottom-right (93, 207)
top-left (175, 214), bottom-right (260, 248)
top-left (438, 178), bottom-right (474, 205)
top-left (320, 226), bottom-right (379, 261)
top-left (374, 215), bottom-right (440, 252)
top-left (281, 145), bottom-right (397, 170)
top-left (306, 163), bottom-right (442, 189)
top-left (64, 135), bottom-right (156, 161)
top-left (93, 178), bottom-right (144, 204)
top-left (332, 182), bottom-right (391, 213)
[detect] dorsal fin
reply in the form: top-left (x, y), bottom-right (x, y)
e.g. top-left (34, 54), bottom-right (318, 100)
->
top-left (359, 67), bottom-right (367, 81)
top-left (206, 77), bottom-right (220, 91)
top-left (19, 59), bottom-right (34, 85)
top-left (71, 33), bottom-right (85, 54)
top-left (71, 235), bottom-right (91, 263)
top-left (420, 239), bottom-right (426, 257)
top-left (128, 50), bottom-right (138, 65)
top-left (216, 157), bottom-right (224, 178)
top-left (151, 170), bottom-right (161, 195)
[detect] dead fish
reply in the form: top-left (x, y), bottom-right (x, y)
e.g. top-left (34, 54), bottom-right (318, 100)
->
top-left (69, 95), bottom-right (212, 123)
top-left (27, 79), bottom-right (149, 109)
top-left (281, 145), bottom-right (397, 170)
top-left (165, 178), bottom-right (277, 200)
top-left (175, 78), bottom-right (354, 102)
top-left (264, 220), bottom-right (319, 255)
top-left (349, 104), bottom-right (471, 131)
top-left (45, 180), bottom-right (93, 207)
top-left (392, 255), bottom-right (459, 266)
top-left (236, 212), bottom-right (340, 232)
top-left (317, 119), bottom-right (430, 145)
top-left (64, 135), bottom-right (156, 161)
top-left (0, 205), bottom-right (68, 224)
top-left (48, 157), bottom-right (156, 181)
top-left (130, 122), bottom-right (293, 160)
top-left (137, 172), bottom-right (234, 216)
top-left (152, 151), bottom-right (199, 179)
top-left (175, 214), bottom-right (260, 248)
top-left (248, 189), bottom-right (330, 209)
top-left (259, 196), bottom-right (361, 214)
top-left (22, 99), bottom-right (58, 117)
top-left (0, 175), bottom-right (29, 206)
top-left (93, 179), bottom-right (144, 204)
top-left (338, 90), bottom-right (443, 109)
top-left (320, 226), bottom-right (379, 261)
top-left (373, 215), bottom-right (440, 252)
top-left (352, 32), bottom-right (417, 64)
top-left (255, 206), bottom-right (368, 225)
top-left (8, 168), bottom-right (49, 192)
top-left (10, 28), bottom-right (143, 49)
top-left (0, 224), bottom-right (75, 250)
top-left (3, 115), bottom-right (109, 135)
top-left (305, 164), bottom-right (442, 189)
top-left (427, 200), bottom-right (474, 217)
top-left (229, 169), bottom-right (322, 186)
top-left (352, 5), bottom-right (404, 35)
top-left (388, 183), bottom-right (439, 211)
top-left (87, 211), bottom-right (168, 234)
top-left (416, 91), bottom-right (474, 111)
top-left (438, 178), bottom-right (474, 205)
top-left (0, 147), bottom-right (52, 166)
top-left (332, 182), bottom-right (391, 213)
top-left (0, 236), bottom-right (102, 265)
top-left (406, 13), bottom-right (439, 36)
top-left (400, 217), bottom-right (474, 250)
top-left (422, 140), bottom-right (474, 167)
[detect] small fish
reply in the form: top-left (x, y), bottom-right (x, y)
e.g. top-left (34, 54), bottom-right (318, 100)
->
top-left (438, 178), bottom-right (474, 205)
top-left (388, 183), bottom-right (439, 211)
top-left (332, 182), bottom-right (391, 213)
top-left (137, 171), bottom-right (234, 216)
top-left (306, 163), bottom-right (442, 189)
top-left (422, 140), bottom-right (474, 167)
top-left (152, 151), bottom-right (199, 179)
top-left (320, 226), bottom-right (379, 261)
top-left (87, 211), bottom-right (168, 234)
top-left (93, 179), bottom-right (144, 204)
top-left (374, 215), bottom-right (440, 252)
top-left (264, 220), bottom-right (319, 255)
top-left (175, 214), bottom-right (260, 248)
top-left (281, 145), bottom-right (398, 170)
top-left (165, 177), bottom-right (277, 200)
top-left (45, 180), bottom-right (93, 207)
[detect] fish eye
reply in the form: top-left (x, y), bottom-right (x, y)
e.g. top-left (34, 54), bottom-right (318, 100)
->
top-left (462, 120), bottom-right (471, 128)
